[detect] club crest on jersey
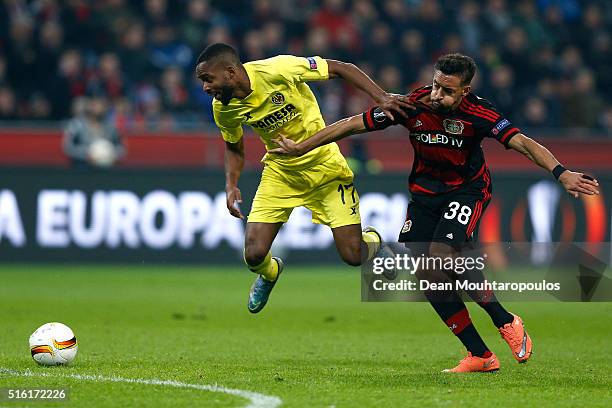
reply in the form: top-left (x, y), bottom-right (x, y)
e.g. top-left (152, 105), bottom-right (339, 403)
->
top-left (270, 92), bottom-right (285, 105)
top-left (443, 119), bottom-right (464, 135)
top-left (401, 220), bottom-right (412, 233)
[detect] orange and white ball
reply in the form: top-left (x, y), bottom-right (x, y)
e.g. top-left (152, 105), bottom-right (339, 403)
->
top-left (29, 322), bottom-right (78, 366)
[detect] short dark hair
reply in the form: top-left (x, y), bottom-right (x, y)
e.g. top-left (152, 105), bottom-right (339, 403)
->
top-left (196, 43), bottom-right (240, 66)
top-left (434, 53), bottom-right (476, 85)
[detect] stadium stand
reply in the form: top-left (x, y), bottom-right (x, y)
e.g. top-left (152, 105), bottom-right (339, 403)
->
top-left (0, 0), bottom-right (610, 135)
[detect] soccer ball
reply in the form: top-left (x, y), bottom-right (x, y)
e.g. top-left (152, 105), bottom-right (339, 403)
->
top-left (29, 322), bottom-right (78, 366)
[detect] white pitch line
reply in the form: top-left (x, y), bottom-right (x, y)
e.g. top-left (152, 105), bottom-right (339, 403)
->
top-left (0, 368), bottom-right (282, 408)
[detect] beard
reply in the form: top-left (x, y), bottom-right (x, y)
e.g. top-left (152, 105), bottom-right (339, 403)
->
top-left (219, 86), bottom-right (234, 105)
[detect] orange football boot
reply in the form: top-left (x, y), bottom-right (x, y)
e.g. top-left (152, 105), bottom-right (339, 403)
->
top-left (443, 352), bottom-right (500, 373)
top-left (499, 314), bottom-right (532, 363)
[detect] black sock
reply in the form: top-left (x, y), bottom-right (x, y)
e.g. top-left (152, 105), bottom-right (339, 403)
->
top-left (419, 264), bottom-right (490, 358)
top-left (424, 290), bottom-right (490, 358)
top-left (440, 305), bottom-right (490, 357)
top-left (457, 325), bottom-right (490, 357)
top-left (462, 267), bottom-right (514, 328)
top-left (478, 301), bottom-right (514, 328)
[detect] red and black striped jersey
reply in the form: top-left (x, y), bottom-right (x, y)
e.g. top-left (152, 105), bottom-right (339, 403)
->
top-left (362, 85), bottom-right (520, 195)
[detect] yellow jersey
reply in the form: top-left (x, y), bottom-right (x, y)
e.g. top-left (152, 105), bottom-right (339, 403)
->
top-left (212, 55), bottom-right (342, 169)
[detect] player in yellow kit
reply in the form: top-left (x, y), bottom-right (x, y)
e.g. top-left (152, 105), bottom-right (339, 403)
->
top-left (195, 43), bottom-right (412, 313)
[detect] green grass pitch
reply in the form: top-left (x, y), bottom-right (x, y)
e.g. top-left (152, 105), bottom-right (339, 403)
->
top-left (1, 265), bottom-right (611, 407)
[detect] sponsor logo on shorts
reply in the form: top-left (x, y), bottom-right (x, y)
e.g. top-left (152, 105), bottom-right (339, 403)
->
top-left (401, 220), bottom-right (412, 233)
top-left (306, 57), bottom-right (318, 69)
top-left (446, 232), bottom-right (454, 240)
top-left (492, 118), bottom-right (510, 135)
top-left (270, 92), bottom-right (285, 105)
top-left (443, 119), bottom-right (464, 135)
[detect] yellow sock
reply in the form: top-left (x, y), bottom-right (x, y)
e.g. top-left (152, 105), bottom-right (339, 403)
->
top-left (362, 231), bottom-right (381, 261)
top-left (244, 251), bottom-right (279, 282)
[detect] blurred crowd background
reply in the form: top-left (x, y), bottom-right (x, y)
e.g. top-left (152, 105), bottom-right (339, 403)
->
top-left (0, 0), bottom-right (611, 135)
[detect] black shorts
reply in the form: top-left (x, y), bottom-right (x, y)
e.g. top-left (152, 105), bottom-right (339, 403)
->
top-left (398, 179), bottom-right (491, 249)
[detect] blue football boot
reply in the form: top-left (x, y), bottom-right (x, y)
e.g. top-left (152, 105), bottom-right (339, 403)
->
top-left (247, 257), bottom-right (284, 313)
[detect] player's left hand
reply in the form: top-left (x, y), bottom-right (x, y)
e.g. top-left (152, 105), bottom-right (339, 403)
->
top-left (558, 171), bottom-right (600, 198)
top-left (270, 135), bottom-right (303, 156)
top-left (377, 93), bottom-right (415, 121)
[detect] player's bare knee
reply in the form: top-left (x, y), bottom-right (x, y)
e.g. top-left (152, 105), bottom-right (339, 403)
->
top-left (420, 267), bottom-right (449, 283)
top-left (429, 242), bottom-right (454, 259)
top-left (415, 267), bottom-right (428, 281)
top-left (415, 267), bottom-right (446, 283)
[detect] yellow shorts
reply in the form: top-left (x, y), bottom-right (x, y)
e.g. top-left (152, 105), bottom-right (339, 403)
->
top-left (248, 152), bottom-right (361, 228)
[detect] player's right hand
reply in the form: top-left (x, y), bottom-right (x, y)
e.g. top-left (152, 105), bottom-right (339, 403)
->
top-left (226, 186), bottom-right (244, 219)
top-left (558, 171), bottom-right (600, 198)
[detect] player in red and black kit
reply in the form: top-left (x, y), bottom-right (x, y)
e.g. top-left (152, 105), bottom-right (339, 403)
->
top-left (271, 54), bottom-right (600, 372)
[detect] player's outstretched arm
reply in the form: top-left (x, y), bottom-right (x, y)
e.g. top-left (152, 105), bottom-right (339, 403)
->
top-left (270, 114), bottom-right (366, 156)
top-left (224, 139), bottom-right (245, 219)
top-left (508, 133), bottom-right (600, 198)
top-left (326, 60), bottom-right (414, 121)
